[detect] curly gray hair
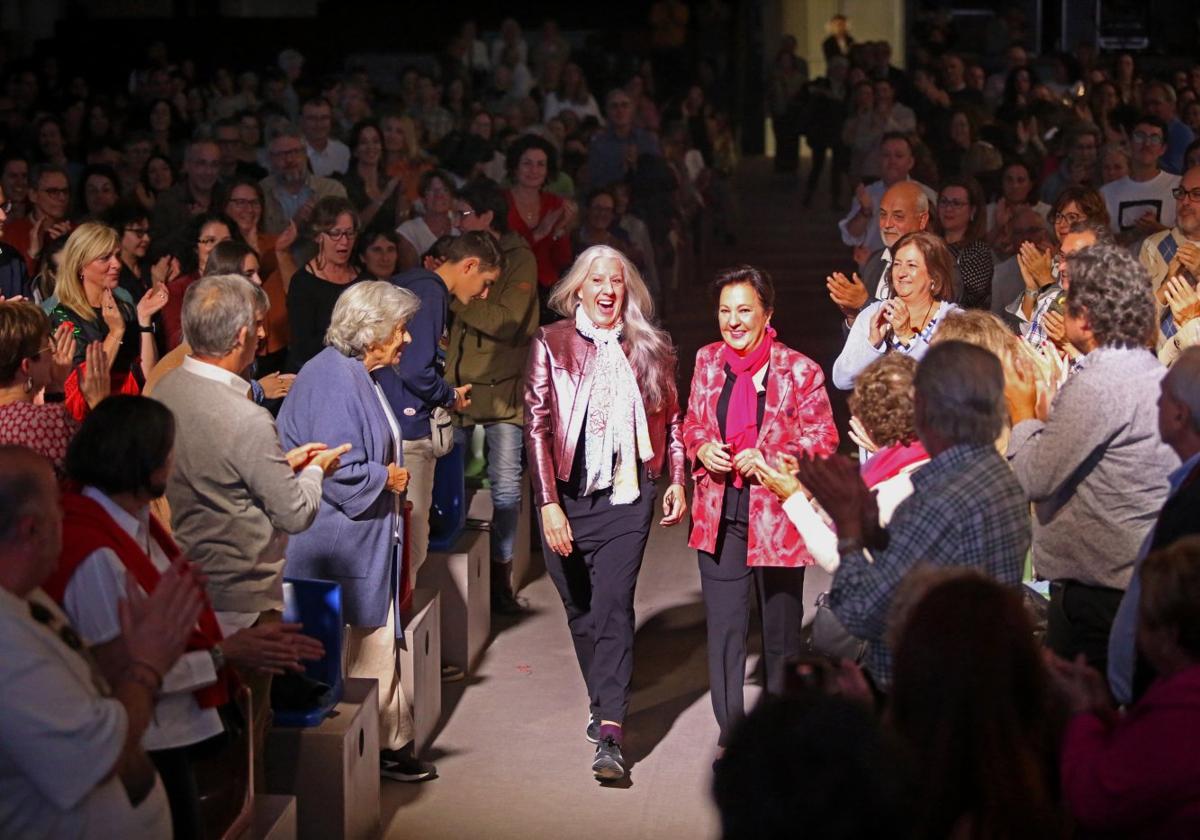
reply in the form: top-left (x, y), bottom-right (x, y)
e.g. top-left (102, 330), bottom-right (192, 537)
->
top-left (325, 281), bottom-right (420, 358)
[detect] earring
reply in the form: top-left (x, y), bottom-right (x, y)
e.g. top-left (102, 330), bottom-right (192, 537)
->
top-left (23, 376), bottom-right (33, 394)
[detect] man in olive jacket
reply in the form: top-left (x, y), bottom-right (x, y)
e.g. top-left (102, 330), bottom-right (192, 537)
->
top-left (448, 178), bottom-right (540, 612)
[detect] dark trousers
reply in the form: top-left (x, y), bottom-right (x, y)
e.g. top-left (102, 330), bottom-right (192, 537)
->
top-left (149, 733), bottom-right (228, 840)
top-left (1047, 580), bottom-right (1125, 674)
top-left (699, 519), bottom-right (805, 746)
top-left (805, 141), bottom-right (848, 200)
top-left (540, 474), bottom-right (655, 724)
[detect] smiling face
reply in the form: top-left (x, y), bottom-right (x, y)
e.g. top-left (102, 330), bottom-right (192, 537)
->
top-left (1177, 168), bottom-right (1200, 238)
top-left (355, 125), bottom-right (383, 167)
top-left (577, 256), bottom-right (626, 328)
top-left (224, 184), bottom-right (262, 235)
top-left (422, 177), bottom-right (452, 216)
top-left (33, 171), bottom-right (70, 221)
top-left (1101, 148), bottom-right (1130, 184)
top-left (891, 242), bottom-right (933, 303)
top-left (82, 247), bottom-right (122, 293)
top-left (362, 233), bottom-right (399, 278)
top-left (1002, 164), bottom-right (1032, 204)
top-left (1053, 200), bottom-right (1084, 242)
top-left (717, 281), bottom-right (772, 355)
top-left (516, 148), bottom-right (548, 191)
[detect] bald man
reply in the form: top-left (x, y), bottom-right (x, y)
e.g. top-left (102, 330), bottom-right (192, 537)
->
top-left (1138, 165), bottom-right (1200, 363)
top-left (829, 180), bottom-right (961, 325)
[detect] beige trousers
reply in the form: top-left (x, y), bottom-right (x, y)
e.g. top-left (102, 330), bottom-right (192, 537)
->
top-left (343, 602), bottom-right (414, 750)
top-left (402, 436), bottom-right (436, 589)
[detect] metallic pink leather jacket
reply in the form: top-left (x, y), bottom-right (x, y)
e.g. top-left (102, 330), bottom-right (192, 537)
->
top-left (523, 319), bottom-right (687, 507)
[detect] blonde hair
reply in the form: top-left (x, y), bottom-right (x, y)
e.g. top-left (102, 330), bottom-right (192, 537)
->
top-left (932, 309), bottom-right (1019, 373)
top-left (55, 222), bottom-right (121, 324)
top-left (382, 113), bottom-right (421, 162)
top-left (547, 245), bottom-right (677, 412)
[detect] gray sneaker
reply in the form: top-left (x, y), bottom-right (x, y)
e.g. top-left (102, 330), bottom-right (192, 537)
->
top-left (586, 715), bottom-right (600, 744)
top-left (591, 736), bottom-right (624, 781)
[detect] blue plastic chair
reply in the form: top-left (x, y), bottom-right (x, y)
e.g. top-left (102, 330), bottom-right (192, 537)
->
top-left (274, 577), bottom-right (344, 727)
top-left (428, 439), bottom-right (466, 552)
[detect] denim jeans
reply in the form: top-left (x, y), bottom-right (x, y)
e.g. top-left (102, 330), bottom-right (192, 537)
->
top-left (456, 422), bottom-right (524, 563)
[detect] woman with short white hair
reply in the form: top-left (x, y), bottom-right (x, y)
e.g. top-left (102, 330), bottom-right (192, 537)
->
top-left (276, 280), bottom-right (439, 783)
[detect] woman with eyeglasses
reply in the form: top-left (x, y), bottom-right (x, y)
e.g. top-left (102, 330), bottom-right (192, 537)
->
top-left (0, 300), bottom-right (110, 476)
top-left (832, 230), bottom-right (960, 390)
top-left (396, 169), bottom-right (454, 272)
top-left (287, 197), bottom-right (362, 372)
top-left (936, 176), bottom-right (994, 310)
top-left (158, 211), bottom-right (240, 350)
top-left (106, 201), bottom-right (180, 305)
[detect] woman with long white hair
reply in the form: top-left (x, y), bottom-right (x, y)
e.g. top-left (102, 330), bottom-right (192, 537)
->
top-left (524, 244), bottom-right (687, 782)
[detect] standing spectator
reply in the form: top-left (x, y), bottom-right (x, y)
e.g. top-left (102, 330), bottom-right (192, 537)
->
top-left (768, 47), bottom-right (806, 175)
top-left (260, 123), bottom-right (348, 235)
top-left (0, 182), bottom-right (31, 301)
top-left (1, 155), bottom-right (31, 220)
top-left (990, 206), bottom-right (1052, 325)
top-left (524, 245), bottom-right (687, 781)
top-left (78, 166), bottom-right (121, 222)
top-left (301, 97), bottom-right (350, 178)
top-left (586, 88), bottom-right (663, 190)
top-left (841, 81), bottom-right (881, 187)
top-left (286, 197), bottom-right (361, 372)
top-left (340, 120), bottom-right (404, 230)
top-left (1137, 166), bottom-right (1200, 360)
top-left (1100, 115), bottom-right (1180, 241)
top-left (137, 154), bottom-right (176, 211)
top-left (837, 133), bottom-right (937, 258)
top-left (505, 136), bottom-right (577, 307)
top-left (0, 446), bottom-right (199, 839)
top-left (159, 211), bottom-right (238, 350)
top-left (802, 57), bottom-right (849, 209)
top-left (799, 341), bottom-right (1031, 688)
top-left (1143, 80), bottom-right (1195, 175)
top-left (3, 165), bottom-right (74, 276)
top-left (107, 201), bottom-right (178, 303)
top-left (544, 63), bottom-right (603, 124)
top-left (278, 281), bottom-right (439, 783)
top-left (1108, 347), bottom-right (1200, 705)
top-left (986, 160), bottom-right (1050, 249)
top-left (683, 266), bottom-right (837, 753)
top-left (448, 181), bottom-right (540, 613)
top-left (354, 228), bottom-right (401, 281)
top-left (376, 233), bottom-right (501, 604)
top-left (411, 76), bottom-right (455, 149)
top-left (152, 273), bottom-right (348, 787)
top-left (381, 113), bottom-right (431, 206)
top-left (396, 170), bottom-right (454, 271)
top-left (150, 140), bottom-right (221, 242)
top-left (1040, 125), bottom-right (1101, 204)
top-left (936, 177), bottom-right (994, 310)
top-left (821, 14), bottom-right (854, 62)
top-left (1008, 244), bottom-right (1178, 674)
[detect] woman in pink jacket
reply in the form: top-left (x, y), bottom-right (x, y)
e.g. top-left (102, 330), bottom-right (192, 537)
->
top-left (682, 265), bottom-right (838, 753)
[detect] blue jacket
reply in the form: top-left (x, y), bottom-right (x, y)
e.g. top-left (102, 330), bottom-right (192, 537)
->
top-left (0, 243), bottom-right (30, 300)
top-left (376, 268), bottom-right (455, 440)
top-left (277, 346), bottom-right (403, 633)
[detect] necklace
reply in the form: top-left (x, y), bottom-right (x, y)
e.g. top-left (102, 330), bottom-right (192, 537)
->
top-left (910, 299), bottom-right (938, 338)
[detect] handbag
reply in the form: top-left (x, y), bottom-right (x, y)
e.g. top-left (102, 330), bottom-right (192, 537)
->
top-left (430, 406), bottom-right (454, 457)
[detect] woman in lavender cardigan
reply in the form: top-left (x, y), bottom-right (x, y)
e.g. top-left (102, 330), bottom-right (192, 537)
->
top-left (276, 280), bottom-right (437, 783)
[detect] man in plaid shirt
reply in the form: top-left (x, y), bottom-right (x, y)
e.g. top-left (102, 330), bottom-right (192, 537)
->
top-left (798, 342), bottom-right (1030, 687)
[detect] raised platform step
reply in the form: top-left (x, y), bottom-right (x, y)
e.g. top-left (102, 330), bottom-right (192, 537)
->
top-left (399, 587), bottom-right (442, 755)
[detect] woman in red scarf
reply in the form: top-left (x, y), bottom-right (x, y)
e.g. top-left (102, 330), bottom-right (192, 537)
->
top-left (43, 396), bottom-right (322, 840)
top-left (682, 266), bottom-right (838, 755)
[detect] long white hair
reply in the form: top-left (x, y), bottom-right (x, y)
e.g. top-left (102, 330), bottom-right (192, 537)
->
top-left (547, 245), bottom-right (677, 412)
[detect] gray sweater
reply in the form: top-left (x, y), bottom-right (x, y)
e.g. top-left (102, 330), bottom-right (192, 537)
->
top-left (153, 360), bottom-right (324, 613)
top-left (1008, 346), bottom-right (1179, 589)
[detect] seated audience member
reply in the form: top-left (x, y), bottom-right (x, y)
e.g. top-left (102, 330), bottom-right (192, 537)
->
top-left (837, 133), bottom-right (937, 259)
top-left (137, 154), bottom-right (176, 211)
top-left (260, 122), bottom-right (349, 235)
top-left (78, 165), bottom-right (121, 222)
top-left (759, 353), bottom-right (926, 573)
top-left (936, 176), bottom-right (994, 309)
top-left (1108, 347), bottom-right (1200, 705)
top-left (0, 445), bottom-right (202, 838)
top-left (586, 88), bottom-right (663, 190)
top-left (801, 341), bottom-right (1031, 688)
top-left (1143, 79), bottom-right (1195, 175)
top-left (890, 573), bottom-right (1065, 840)
top-left (45, 395), bottom-right (322, 839)
top-left (44, 222), bottom-right (168, 418)
top-left (1100, 115), bottom-right (1180, 243)
top-left (278, 281), bottom-right (439, 783)
top-left (150, 140), bottom-right (222, 242)
top-left (991, 206), bottom-right (1052, 325)
top-left (1056, 537), bottom-right (1200, 838)
top-left (832, 230), bottom-right (960, 390)
top-left (3, 164), bottom-right (74, 275)
top-left (1100, 142), bottom-right (1131, 186)
top-left (1039, 124), bottom-right (1101, 204)
top-left (713, 694), bottom-right (911, 840)
top-left (985, 160), bottom-right (1050, 248)
top-left (301, 97), bottom-right (350, 178)
top-left (151, 273), bottom-right (348, 785)
top-left (396, 169), bottom-right (455, 272)
top-left (381, 112), bottom-right (431, 206)
top-left (377, 233), bottom-right (500, 623)
top-left (448, 179), bottom-right (540, 613)
top-left (2, 154), bottom-right (31, 220)
top-left (355, 226), bottom-right (401, 281)
top-left (287, 197), bottom-right (362, 372)
top-left (1008, 244), bottom-right (1179, 674)
top-left (159, 211), bottom-right (238, 350)
top-left (1138, 165), bottom-right (1200, 364)
top-left (0, 301), bottom-right (109, 474)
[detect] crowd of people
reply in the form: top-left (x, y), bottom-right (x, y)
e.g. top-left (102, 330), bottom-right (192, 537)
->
top-left (3, 5), bottom-right (1200, 840)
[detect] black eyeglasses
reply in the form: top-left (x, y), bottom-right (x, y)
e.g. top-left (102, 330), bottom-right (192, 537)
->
top-left (1172, 187), bottom-right (1200, 203)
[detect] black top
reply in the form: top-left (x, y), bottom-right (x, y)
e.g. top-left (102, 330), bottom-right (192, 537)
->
top-left (949, 239), bottom-right (995, 311)
top-left (285, 267), bottom-right (361, 373)
top-left (716, 363), bottom-right (768, 525)
top-left (47, 297), bottom-right (140, 376)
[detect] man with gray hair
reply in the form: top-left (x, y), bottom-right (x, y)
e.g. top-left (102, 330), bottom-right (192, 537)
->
top-left (152, 273), bottom-right (349, 784)
top-left (797, 341), bottom-right (1031, 687)
top-left (151, 138), bottom-right (222, 242)
top-left (1108, 346), bottom-right (1200, 704)
top-left (1008, 243), bottom-right (1179, 675)
top-left (259, 121), bottom-right (347, 234)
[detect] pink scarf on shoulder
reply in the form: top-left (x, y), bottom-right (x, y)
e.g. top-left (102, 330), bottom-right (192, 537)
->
top-left (722, 327), bottom-right (775, 488)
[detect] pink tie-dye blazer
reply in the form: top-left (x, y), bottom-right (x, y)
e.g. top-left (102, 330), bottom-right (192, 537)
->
top-left (683, 341), bottom-right (839, 567)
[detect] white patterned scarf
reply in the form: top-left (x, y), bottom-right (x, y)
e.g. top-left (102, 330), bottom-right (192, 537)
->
top-left (575, 306), bottom-right (654, 504)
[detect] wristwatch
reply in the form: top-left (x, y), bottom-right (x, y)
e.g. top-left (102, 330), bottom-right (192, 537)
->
top-left (138, 322), bottom-right (155, 334)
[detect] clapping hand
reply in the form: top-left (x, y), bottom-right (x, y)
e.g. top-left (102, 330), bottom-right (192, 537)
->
top-left (756, 453), bottom-right (804, 503)
top-left (1017, 241), bottom-right (1054, 291)
top-left (826, 271), bottom-right (869, 314)
top-left (48, 322), bottom-right (76, 391)
top-left (1164, 275), bottom-right (1200, 327)
top-left (136, 283), bottom-right (170, 324)
top-left (847, 416), bottom-right (877, 453)
top-left (119, 557), bottom-right (205, 680)
top-left (81, 342), bottom-right (113, 409)
top-left (222, 622), bottom-right (325, 675)
top-left (150, 255), bottom-right (181, 288)
top-left (100, 288), bottom-right (126, 335)
top-left (794, 454), bottom-right (875, 543)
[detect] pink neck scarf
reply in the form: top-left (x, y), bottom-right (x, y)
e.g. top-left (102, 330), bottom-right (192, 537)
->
top-left (721, 326), bottom-right (775, 487)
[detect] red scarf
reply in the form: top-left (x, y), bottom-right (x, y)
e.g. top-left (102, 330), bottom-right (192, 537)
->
top-left (63, 364), bottom-right (140, 421)
top-left (860, 440), bottom-right (930, 489)
top-left (721, 327), bottom-right (775, 488)
top-left (44, 491), bottom-right (234, 709)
